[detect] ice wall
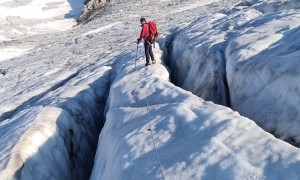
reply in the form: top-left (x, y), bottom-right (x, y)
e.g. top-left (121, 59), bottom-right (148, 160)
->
top-left (168, 0), bottom-right (300, 144)
top-left (167, 9), bottom-right (262, 106)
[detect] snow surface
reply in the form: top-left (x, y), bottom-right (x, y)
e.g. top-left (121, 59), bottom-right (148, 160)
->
top-left (0, 0), bottom-right (85, 61)
top-left (0, 47), bottom-right (33, 62)
top-left (1, 0), bottom-right (300, 179)
top-left (0, 0), bottom-right (85, 35)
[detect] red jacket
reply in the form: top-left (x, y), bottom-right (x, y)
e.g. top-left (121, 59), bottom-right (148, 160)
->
top-left (137, 22), bottom-right (151, 42)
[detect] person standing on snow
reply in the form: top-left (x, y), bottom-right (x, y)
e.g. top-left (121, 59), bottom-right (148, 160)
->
top-left (137, 18), bottom-right (156, 66)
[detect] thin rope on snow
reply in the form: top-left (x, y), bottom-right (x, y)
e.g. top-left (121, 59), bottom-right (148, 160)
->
top-left (145, 80), bottom-right (166, 180)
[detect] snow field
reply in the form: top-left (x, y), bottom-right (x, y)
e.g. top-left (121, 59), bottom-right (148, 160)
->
top-left (0, 0), bottom-right (85, 47)
top-left (168, 0), bottom-right (300, 144)
top-left (0, 47), bottom-right (34, 62)
top-left (90, 44), bottom-right (300, 179)
top-left (0, 67), bottom-right (111, 179)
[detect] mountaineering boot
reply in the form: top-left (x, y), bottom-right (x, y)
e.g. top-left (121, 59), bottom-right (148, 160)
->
top-left (145, 63), bottom-right (150, 66)
top-left (152, 60), bottom-right (156, 64)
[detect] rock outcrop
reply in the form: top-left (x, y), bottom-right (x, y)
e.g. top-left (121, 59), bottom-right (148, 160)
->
top-left (77, 0), bottom-right (109, 23)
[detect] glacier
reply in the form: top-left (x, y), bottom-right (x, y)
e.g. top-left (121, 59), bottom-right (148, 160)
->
top-left (1, 0), bottom-right (300, 179)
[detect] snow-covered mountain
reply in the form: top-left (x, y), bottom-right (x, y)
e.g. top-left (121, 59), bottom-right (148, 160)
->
top-left (1, 0), bottom-right (300, 179)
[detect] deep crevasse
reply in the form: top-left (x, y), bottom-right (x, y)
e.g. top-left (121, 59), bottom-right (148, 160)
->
top-left (0, 67), bottom-right (111, 179)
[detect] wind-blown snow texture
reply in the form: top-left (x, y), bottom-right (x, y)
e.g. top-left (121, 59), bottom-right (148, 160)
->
top-left (1, 0), bottom-right (300, 179)
top-left (169, 0), bottom-right (300, 144)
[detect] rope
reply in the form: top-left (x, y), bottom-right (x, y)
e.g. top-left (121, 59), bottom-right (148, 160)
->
top-left (135, 43), bottom-right (138, 70)
top-left (145, 82), bottom-right (166, 180)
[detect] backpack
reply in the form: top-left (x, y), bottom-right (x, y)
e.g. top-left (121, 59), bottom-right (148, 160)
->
top-left (148, 20), bottom-right (158, 44)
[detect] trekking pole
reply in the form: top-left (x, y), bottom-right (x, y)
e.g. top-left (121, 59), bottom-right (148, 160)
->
top-left (135, 43), bottom-right (138, 70)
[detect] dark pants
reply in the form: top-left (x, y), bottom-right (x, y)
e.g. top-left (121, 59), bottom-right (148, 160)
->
top-left (144, 41), bottom-right (155, 64)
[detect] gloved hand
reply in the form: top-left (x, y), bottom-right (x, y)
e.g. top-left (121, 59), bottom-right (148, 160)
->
top-left (137, 39), bottom-right (140, 44)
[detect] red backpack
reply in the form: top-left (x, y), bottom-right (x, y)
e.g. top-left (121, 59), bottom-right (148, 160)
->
top-left (148, 20), bottom-right (158, 44)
